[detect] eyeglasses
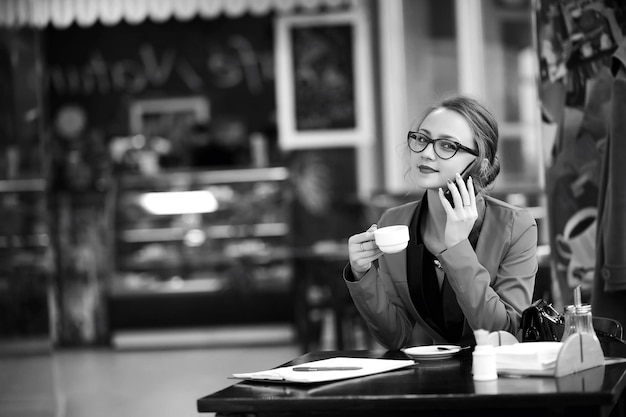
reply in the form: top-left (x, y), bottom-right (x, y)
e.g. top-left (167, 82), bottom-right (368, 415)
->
top-left (407, 131), bottom-right (479, 160)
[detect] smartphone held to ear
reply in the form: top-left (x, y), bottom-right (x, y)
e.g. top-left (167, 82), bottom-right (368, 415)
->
top-left (443, 160), bottom-right (477, 206)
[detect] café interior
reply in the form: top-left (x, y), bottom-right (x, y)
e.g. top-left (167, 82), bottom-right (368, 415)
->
top-left (1, 0), bottom-right (625, 416)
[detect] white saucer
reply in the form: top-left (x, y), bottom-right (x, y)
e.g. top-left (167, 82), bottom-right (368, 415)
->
top-left (402, 345), bottom-right (462, 360)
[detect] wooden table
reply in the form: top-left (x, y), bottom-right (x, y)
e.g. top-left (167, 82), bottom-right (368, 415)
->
top-left (197, 349), bottom-right (626, 417)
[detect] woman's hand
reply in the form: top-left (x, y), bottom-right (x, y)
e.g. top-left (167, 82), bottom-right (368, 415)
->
top-left (348, 224), bottom-right (383, 280)
top-left (438, 173), bottom-right (478, 249)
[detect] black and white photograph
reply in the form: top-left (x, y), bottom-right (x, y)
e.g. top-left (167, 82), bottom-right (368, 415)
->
top-left (2, 1), bottom-right (626, 417)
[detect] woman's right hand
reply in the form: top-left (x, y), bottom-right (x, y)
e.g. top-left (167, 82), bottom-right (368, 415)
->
top-left (348, 224), bottom-right (383, 280)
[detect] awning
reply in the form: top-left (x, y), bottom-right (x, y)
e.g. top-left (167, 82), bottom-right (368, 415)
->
top-left (0, 0), bottom-right (355, 28)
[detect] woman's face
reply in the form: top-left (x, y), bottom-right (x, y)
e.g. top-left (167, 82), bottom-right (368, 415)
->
top-left (409, 107), bottom-right (478, 191)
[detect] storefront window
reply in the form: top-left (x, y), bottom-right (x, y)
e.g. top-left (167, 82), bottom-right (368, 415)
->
top-left (481, 0), bottom-right (541, 191)
top-left (403, 0), bottom-right (458, 122)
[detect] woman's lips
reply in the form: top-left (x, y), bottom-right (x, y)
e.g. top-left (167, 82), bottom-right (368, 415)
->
top-left (418, 165), bottom-right (438, 174)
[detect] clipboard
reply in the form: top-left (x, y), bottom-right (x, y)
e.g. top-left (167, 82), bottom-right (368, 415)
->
top-left (230, 357), bottom-right (416, 384)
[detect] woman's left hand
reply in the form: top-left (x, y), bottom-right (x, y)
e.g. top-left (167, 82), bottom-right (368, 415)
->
top-left (438, 173), bottom-right (478, 248)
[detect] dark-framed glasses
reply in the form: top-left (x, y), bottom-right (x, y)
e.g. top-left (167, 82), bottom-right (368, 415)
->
top-left (407, 131), bottom-right (479, 160)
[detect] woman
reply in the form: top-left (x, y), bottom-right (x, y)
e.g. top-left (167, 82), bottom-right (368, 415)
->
top-left (345, 95), bottom-right (537, 350)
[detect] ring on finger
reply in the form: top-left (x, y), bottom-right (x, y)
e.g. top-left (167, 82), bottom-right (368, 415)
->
top-left (360, 243), bottom-right (365, 251)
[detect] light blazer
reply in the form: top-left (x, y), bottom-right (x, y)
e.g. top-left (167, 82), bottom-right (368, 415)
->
top-left (345, 194), bottom-right (538, 350)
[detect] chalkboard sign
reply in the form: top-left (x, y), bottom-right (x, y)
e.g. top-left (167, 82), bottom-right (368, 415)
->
top-left (275, 11), bottom-right (374, 150)
top-left (291, 24), bottom-right (356, 131)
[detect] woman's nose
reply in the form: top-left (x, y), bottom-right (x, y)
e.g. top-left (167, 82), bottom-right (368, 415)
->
top-left (420, 142), bottom-right (437, 159)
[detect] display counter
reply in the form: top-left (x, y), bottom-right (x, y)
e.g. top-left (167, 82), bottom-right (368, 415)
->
top-left (109, 167), bottom-right (294, 334)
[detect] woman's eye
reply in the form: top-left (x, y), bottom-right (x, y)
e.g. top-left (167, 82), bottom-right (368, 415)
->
top-left (439, 140), bottom-right (458, 150)
top-left (416, 135), bottom-right (429, 144)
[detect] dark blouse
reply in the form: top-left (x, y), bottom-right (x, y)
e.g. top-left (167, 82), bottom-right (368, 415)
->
top-left (406, 196), bottom-right (479, 345)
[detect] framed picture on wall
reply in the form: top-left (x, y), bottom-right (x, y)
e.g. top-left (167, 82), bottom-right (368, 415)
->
top-left (275, 11), bottom-right (374, 149)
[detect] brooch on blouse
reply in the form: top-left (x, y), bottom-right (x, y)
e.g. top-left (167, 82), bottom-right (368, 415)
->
top-left (433, 259), bottom-right (443, 270)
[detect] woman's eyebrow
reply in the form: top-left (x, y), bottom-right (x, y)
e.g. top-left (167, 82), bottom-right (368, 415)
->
top-left (418, 129), bottom-right (460, 141)
top-left (438, 134), bottom-right (459, 141)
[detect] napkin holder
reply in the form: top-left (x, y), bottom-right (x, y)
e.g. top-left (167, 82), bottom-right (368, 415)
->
top-left (555, 363), bottom-right (604, 391)
top-left (554, 333), bottom-right (604, 377)
top-left (489, 331), bottom-right (604, 377)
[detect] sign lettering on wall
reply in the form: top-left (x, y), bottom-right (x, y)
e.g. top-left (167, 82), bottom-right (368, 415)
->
top-left (45, 16), bottom-right (277, 135)
top-left (47, 37), bottom-right (272, 96)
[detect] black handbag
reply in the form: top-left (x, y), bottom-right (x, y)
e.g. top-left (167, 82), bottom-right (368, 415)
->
top-left (521, 299), bottom-right (564, 342)
top-left (521, 299), bottom-right (626, 349)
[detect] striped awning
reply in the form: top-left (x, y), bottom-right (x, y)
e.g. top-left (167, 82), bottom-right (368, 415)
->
top-left (0, 0), bottom-right (356, 28)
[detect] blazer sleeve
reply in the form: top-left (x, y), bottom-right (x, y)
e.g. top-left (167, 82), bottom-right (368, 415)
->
top-left (438, 209), bottom-right (538, 336)
top-left (343, 262), bottom-right (415, 350)
top-left (342, 207), bottom-right (417, 350)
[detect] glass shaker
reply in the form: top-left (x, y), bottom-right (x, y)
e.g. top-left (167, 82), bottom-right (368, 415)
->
top-left (560, 304), bottom-right (599, 342)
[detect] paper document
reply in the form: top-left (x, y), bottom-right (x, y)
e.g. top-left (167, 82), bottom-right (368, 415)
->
top-left (231, 357), bottom-right (415, 384)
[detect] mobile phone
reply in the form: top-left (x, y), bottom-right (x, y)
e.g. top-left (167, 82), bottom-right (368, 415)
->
top-left (444, 160), bottom-right (477, 206)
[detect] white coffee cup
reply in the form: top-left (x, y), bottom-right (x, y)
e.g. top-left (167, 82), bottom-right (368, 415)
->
top-left (374, 225), bottom-right (410, 253)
